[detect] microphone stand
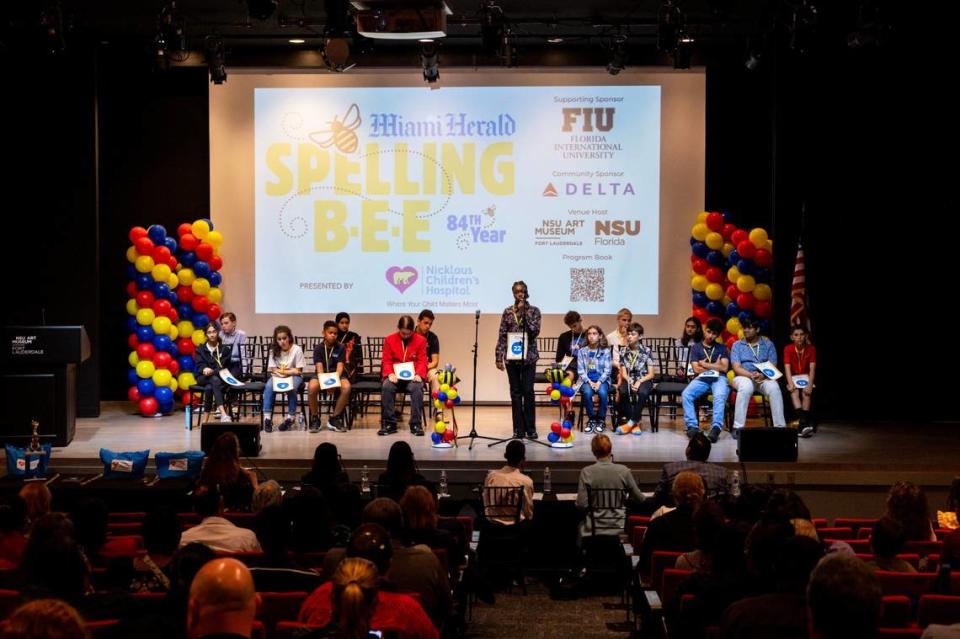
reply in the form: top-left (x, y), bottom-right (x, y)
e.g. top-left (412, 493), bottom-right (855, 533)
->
top-left (456, 310), bottom-right (501, 450)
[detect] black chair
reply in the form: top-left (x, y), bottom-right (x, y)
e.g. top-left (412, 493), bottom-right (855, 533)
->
top-left (477, 485), bottom-right (528, 594)
top-left (651, 343), bottom-right (691, 432)
top-left (582, 486), bottom-right (632, 603)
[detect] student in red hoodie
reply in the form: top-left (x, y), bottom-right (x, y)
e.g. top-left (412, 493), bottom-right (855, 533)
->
top-left (380, 315), bottom-right (428, 436)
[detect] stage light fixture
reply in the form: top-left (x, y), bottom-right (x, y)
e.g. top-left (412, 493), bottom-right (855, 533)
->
top-left (420, 41), bottom-right (440, 84)
top-left (480, 1), bottom-right (505, 54)
top-left (499, 28), bottom-right (518, 67)
top-left (606, 35), bottom-right (627, 75)
top-left (673, 32), bottom-right (693, 69)
top-left (247, 0), bottom-right (278, 21)
top-left (204, 36), bottom-right (227, 84)
top-left (322, 0), bottom-right (353, 71)
top-left (657, 1), bottom-right (682, 53)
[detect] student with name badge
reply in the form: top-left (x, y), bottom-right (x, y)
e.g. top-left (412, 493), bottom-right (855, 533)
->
top-left (194, 322), bottom-right (234, 423)
top-left (730, 317), bottom-right (786, 435)
top-left (784, 324), bottom-right (817, 438)
top-left (495, 281), bottom-right (542, 439)
top-left (680, 318), bottom-right (730, 442)
top-left (379, 315), bottom-right (428, 436)
top-left (308, 320), bottom-right (351, 434)
top-left (262, 325), bottom-right (306, 433)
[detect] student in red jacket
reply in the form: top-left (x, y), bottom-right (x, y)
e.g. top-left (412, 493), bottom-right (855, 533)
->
top-left (380, 315), bottom-right (428, 436)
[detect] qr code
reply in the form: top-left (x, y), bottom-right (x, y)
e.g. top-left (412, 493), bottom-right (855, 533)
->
top-left (570, 268), bottom-right (605, 302)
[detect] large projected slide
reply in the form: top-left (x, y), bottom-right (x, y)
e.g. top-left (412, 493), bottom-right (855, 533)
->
top-left (254, 85), bottom-right (661, 314)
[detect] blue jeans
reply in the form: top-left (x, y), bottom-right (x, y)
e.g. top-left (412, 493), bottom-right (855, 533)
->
top-left (681, 377), bottom-right (729, 430)
top-left (581, 381), bottom-right (609, 419)
top-left (263, 375), bottom-right (302, 416)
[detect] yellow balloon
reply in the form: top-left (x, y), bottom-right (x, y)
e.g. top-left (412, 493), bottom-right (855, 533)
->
top-left (177, 321), bottom-right (195, 337)
top-left (191, 329), bottom-right (206, 346)
top-left (179, 268), bottom-right (196, 286)
top-left (136, 360), bottom-right (156, 379)
top-left (737, 275), bottom-right (757, 293)
top-left (168, 325), bottom-right (179, 340)
top-left (169, 378), bottom-right (178, 392)
top-left (434, 399), bottom-right (443, 410)
top-left (696, 211), bottom-right (709, 223)
top-left (705, 232), bottom-right (724, 250)
top-left (762, 239), bottom-right (773, 252)
top-left (440, 383), bottom-right (450, 393)
top-left (151, 263), bottom-right (172, 283)
top-left (207, 230), bottom-right (224, 247)
top-left (726, 318), bottom-right (741, 335)
top-left (167, 273), bottom-right (180, 289)
top-left (192, 278), bottom-right (210, 296)
top-left (727, 370), bottom-right (736, 382)
top-left (705, 283), bottom-right (724, 301)
top-left (753, 284), bottom-right (772, 301)
top-left (749, 228), bottom-right (769, 247)
top-left (753, 395), bottom-right (764, 404)
top-left (550, 389), bottom-right (561, 400)
top-left (152, 368), bottom-right (172, 387)
top-left (447, 389), bottom-right (458, 400)
top-left (135, 255), bottom-right (155, 274)
top-left (691, 275), bottom-right (708, 292)
top-left (136, 308), bottom-right (156, 326)
top-left (191, 219), bottom-right (211, 240)
top-left (723, 296), bottom-right (733, 306)
top-left (128, 351), bottom-right (139, 367)
top-left (722, 243), bottom-right (734, 258)
top-left (691, 223), bottom-right (709, 242)
top-left (727, 266), bottom-right (742, 283)
top-left (177, 372), bottom-right (193, 388)
top-left (126, 246), bottom-right (139, 263)
top-left (562, 434), bottom-right (574, 443)
top-left (737, 329), bottom-right (745, 339)
top-left (152, 316), bottom-right (172, 335)
top-left (434, 421), bottom-right (446, 434)
top-left (126, 298), bottom-right (139, 316)
top-left (207, 288), bottom-right (223, 304)
top-left (562, 378), bottom-right (572, 386)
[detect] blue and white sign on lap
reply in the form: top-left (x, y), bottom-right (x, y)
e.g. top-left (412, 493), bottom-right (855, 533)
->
top-left (273, 377), bottom-right (293, 392)
top-left (395, 361), bottom-right (415, 380)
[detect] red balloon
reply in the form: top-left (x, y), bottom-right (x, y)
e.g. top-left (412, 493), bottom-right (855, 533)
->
top-left (178, 223), bottom-right (193, 237)
top-left (152, 352), bottom-right (172, 369)
top-left (560, 428), bottom-right (571, 439)
top-left (736, 292), bottom-right (756, 310)
top-left (736, 240), bottom-right (757, 259)
top-left (167, 256), bottom-right (178, 270)
top-left (721, 330), bottom-right (732, 342)
top-left (168, 308), bottom-right (179, 323)
top-left (180, 233), bottom-right (199, 251)
top-left (152, 299), bottom-right (172, 316)
top-left (137, 343), bottom-right (156, 360)
top-left (177, 338), bottom-right (196, 355)
top-left (126, 282), bottom-right (137, 298)
top-left (693, 307), bottom-right (709, 323)
top-left (206, 304), bottom-right (222, 321)
top-left (176, 286), bottom-right (194, 303)
top-left (192, 296), bottom-right (210, 313)
top-left (754, 248), bottom-right (773, 268)
top-left (127, 386), bottom-right (140, 402)
top-left (726, 284), bottom-right (739, 300)
top-left (726, 336), bottom-right (737, 350)
top-left (168, 360), bottom-right (180, 376)
top-left (129, 227), bottom-right (149, 243)
top-left (731, 229), bottom-right (749, 246)
top-left (442, 429), bottom-right (455, 442)
top-left (445, 399), bottom-right (454, 408)
top-left (706, 212), bottom-right (724, 232)
top-left (208, 255), bottom-right (223, 272)
top-left (195, 243), bottom-right (214, 261)
top-left (152, 246), bottom-right (172, 263)
top-left (705, 267), bottom-right (723, 283)
top-left (139, 397), bottom-right (158, 416)
top-left (754, 301), bottom-right (772, 319)
top-left (721, 223), bottom-right (737, 241)
top-left (136, 290), bottom-right (155, 309)
top-left (431, 391), bottom-right (439, 399)
top-left (127, 333), bottom-right (139, 349)
top-left (135, 237), bottom-right (154, 255)
top-left (551, 422), bottom-right (562, 434)
top-left (692, 259), bottom-right (708, 275)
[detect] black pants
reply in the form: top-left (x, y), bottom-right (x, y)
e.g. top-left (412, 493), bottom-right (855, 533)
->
top-left (196, 374), bottom-right (226, 410)
top-left (506, 362), bottom-right (536, 436)
top-left (617, 380), bottom-right (653, 423)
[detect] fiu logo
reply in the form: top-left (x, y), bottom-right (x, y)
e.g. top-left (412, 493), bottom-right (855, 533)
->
top-left (309, 103), bottom-right (362, 153)
top-left (561, 107), bottom-right (615, 132)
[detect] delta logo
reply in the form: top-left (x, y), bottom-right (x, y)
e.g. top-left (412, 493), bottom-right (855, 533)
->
top-left (542, 182), bottom-right (635, 196)
top-left (542, 183), bottom-right (558, 197)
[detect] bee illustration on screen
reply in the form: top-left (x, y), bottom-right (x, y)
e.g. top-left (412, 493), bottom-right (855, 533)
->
top-left (309, 103), bottom-right (361, 154)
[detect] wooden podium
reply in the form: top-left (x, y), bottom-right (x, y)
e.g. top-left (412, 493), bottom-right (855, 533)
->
top-left (1, 326), bottom-right (90, 447)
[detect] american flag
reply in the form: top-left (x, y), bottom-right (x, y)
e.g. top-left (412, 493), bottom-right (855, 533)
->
top-left (790, 243), bottom-right (811, 331)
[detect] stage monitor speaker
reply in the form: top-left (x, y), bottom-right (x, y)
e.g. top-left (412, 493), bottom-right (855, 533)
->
top-left (737, 427), bottom-right (798, 462)
top-left (201, 422), bottom-right (261, 457)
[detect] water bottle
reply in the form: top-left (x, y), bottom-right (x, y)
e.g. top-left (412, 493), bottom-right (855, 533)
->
top-left (185, 404), bottom-right (192, 430)
top-left (544, 466), bottom-right (552, 493)
top-left (730, 470), bottom-right (741, 498)
top-left (439, 470), bottom-right (449, 497)
top-left (361, 465), bottom-right (370, 494)
top-left (297, 413), bottom-right (305, 431)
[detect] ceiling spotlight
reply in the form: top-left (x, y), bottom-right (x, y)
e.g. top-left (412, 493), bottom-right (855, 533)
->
top-left (246, 0), bottom-right (278, 21)
top-left (204, 36), bottom-right (227, 84)
top-left (657, 1), bottom-right (682, 54)
top-left (673, 32), bottom-right (693, 69)
top-left (547, 37), bottom-right (563, 44)
top-left (607, 35), bottom-right (627, 75)
top-left (480, 1), bottom-right (505, 55)
top-left (499, 29), bottom-right (518, 67)
top-left (420, 41), bottom-right (440, 84)
top-left (289, 39), bottom-right (305, 44)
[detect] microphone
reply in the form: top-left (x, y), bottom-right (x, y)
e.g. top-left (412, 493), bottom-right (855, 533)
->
top-left (475, 309), bottom-right (481, 319)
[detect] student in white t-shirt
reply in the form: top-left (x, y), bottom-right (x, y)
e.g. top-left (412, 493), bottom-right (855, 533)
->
top-left (606, 307), bottom-right (633, 348)
top-left (262, 325), bottom-right (305, 433)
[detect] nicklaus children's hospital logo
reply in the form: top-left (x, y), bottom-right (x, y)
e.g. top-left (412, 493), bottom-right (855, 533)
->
top-left (386, 266), bottom-right (418, 293)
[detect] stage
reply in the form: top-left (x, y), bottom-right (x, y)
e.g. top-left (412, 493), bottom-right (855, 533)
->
top-left (33, 402), bottom-right (956, 519)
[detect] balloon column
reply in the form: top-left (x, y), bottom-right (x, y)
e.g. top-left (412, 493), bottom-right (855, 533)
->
top-left (125, 219), bottom-right (225, 417)
top-left (430, 365), bottom-right (462, 448)
top-left (543, 365), bottom-right (575, 447)
top-left (689, 211), bottom-right (773, 352)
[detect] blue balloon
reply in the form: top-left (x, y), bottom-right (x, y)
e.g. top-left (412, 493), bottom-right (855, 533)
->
top-left (192, 313), bottom-right (209, 329)
top-left (178, 355), bottom-right (195, 371)
top-left (692, 292), bottom-right (708, 308)
top-left (136, 273), bottom-right (153, 290)
top-left (547, 432), bottom-right (560, 443)
top-left (759, 320), bottom-right (770, 335)
top-left (153, 335), bottom-right (173, 352)
top-left (727, 249), bottom-right (740, 266)
top-left (168, 291), bottom-right (178, 304)
top-left (126, 317), bottom-right (138, 332)
top-left (706, 250), bottom-right (724, 267)
top-left (437, 392), bottom-right (448, 402)
top-left (692, 242), bottom-right (709, 259)
top-left (164, 237), bottom-right (178, 253)
top-left (721, 211), bottom-right (732, 222)
top-left (706, 301), bottom-right (724, 316)
top-left (127, 368), bottom-right (140, 386)
top-left (454, 395), bottom-right (462, 404)
top-left (737, 259), bottom-right (754, 275)
top-left (202, 218), bottom-right (214, 231)
top-left (193, 261), bottom-right (211, 279)
top-left (754, 267), bottom-right (771, 284)
top-left (208, 272), bottom-right (222, 287)
top-left (738, 311), bottom-right (754, 324)
top-left (431, 432), bottom-right (442, 444)
top-left (158, 400), bottom-right (174, 414)
top-left (155, 387), bottom-right (174, 404)
top-left (176, 305), bottom-right (191, 322)
top-left (137, 378), bottom-right (156, 397)
top-left (126, 265), bottom-right (137, 280)
top-left (136, 325), bottom-right (155, 342)
top-left (153, 282), bottom-right (171, 299)
top-left (562, 386), bottom-right (575, 397)
top-left (147, 224), bottom-right (167, 244)
top-left (180, 251), bottom-right (197, 268)
top-left (726, 303), bottom-right (741, 317)
top-left (562, 419), bottom-right (573, 429)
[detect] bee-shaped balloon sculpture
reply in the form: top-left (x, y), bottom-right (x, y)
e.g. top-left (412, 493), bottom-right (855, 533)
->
top-left (542, 365), bottom-right (576, 446)
top-left (430, 364), bottom-right (462, 447)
